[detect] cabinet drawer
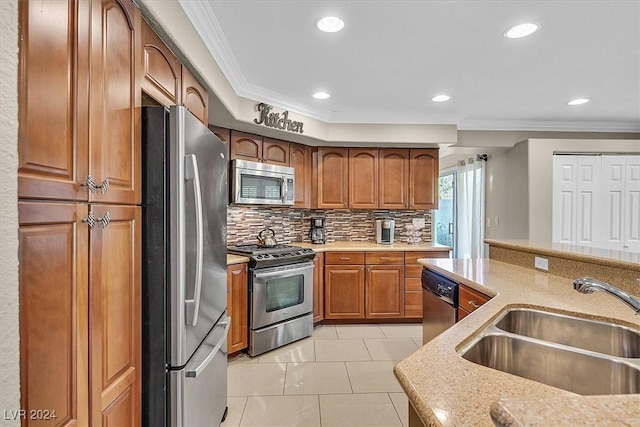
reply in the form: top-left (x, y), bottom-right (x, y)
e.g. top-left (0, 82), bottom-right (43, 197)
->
top-left (325, 251), bottom-right (365, 265)
top-left (405, 265), bottom-right (423, 278)
top-left (405, 251), bottom-right (449, 264)
top-left (404, 291), bottom-right (422, 319)
top-left (458, 285), bottom-right (491, 314)
top-left (365, 251), bottom-right (404, 265)
top-left (405, 277), bottom-right (422, 292)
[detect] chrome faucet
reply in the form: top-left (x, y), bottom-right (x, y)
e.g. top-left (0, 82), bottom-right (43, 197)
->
top-left (573, 277), bottom-right (640, 315)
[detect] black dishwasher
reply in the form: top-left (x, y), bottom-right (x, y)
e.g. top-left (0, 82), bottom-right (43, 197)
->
top-left (422, 268), bottom-right (459, 344)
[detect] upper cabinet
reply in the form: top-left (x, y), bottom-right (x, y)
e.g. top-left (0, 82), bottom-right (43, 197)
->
top-left (349, 148), bottom-right (379, 209)
top-left (181, 67), bottom-right (209, 126)
top-left (18, 0), bottom-right (141, 205)
top-left (290, 143), bottom-right (312, 208)
top-left (141, 19), bottom-right (181, 106)
top-left (229, 132), bottom-right (290, 166)
top-left (209, 126), bottom-right (231, 145)
top-left (409, 149), bottom-right (439, 209)
top-left (380, 148), bottom-right (410, 209)
top-left (317, 147), bottom-right (349, 209)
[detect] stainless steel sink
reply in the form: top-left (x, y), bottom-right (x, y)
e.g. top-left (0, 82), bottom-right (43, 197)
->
top-left (458, 307), bottom-right (640, 395)
top-left (461, 333), bottom-right (640, 395)
top-left (494, 308), bottom-right (640, 357)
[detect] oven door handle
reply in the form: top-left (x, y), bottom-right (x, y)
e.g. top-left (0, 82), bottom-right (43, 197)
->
top-left (253, 263), bottom-right (313, 280)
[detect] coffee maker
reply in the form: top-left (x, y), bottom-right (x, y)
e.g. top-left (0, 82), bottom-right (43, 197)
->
top-left (375, 219), bottom-right (395, 244)
top-left (309, 217), bottom-right (326, 244)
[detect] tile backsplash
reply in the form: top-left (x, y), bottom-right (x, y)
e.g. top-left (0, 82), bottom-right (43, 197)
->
top-left (227, 207), bottom-right (432, 245)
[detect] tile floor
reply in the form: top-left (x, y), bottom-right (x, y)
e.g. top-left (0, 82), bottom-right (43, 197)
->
top-left (222, 323), bottom-right (423, 427)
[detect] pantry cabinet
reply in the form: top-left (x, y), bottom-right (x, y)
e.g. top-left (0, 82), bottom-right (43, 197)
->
top-left (141, 19), bottom-right (182, 107)
top-left (317, 147), bottom-right (349, 209)
top-left (227, 263), bottom-right (249, 353)
top-left (409, 149), bottom-right (439, 209)
top-left (349, 148), bottom-right (379, 209)
top-left (181, 66), bottom-right (209, 126)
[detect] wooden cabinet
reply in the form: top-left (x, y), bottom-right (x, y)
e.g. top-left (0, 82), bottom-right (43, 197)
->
top-left (313, 254), bottom-right (325, 323)
top-left (141, 19), bottom-right (181, 106)
top-left (317, 147), bottom-right (349, 209)
top-left (229, 132), bottom-right (291, 166)
top-left (365, 252), bottom-right (404, 319)
top-left (227, 263), bottom-right (248, 354)
top-left (324, 265), bottom-right (366, 319)
top-left (409, 149), bottom-right (439, 209)
top-left (404, 251), bottom-right (450, 318)
top-left (349, 148), bottom-right (379, 209)
top-left (209, 126), bottom-right (231, 145)
top-left (181, 66), bottom-right (208, 126)
top-left (19, 201), bottom-right (141, 427)
top-left (457, 284), bottom-right (491, 321)
top-left (380, 148), bottom-right (410, 209)
top-left (290, 143), bottom-right (312, 208)
top-left (18, 0), bottom-right (142, 424)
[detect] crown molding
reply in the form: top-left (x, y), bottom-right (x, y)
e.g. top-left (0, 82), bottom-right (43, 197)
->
top-left (457, 119), bottom-right (640, 133)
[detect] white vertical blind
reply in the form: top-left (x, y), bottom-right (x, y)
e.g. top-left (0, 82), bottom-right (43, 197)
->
top-left (456, 159), bottom-right (485, 258)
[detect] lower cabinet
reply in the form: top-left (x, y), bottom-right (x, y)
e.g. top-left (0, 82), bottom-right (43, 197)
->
top-left (366, 265), bottom-right (405, 318)
top-left (324, 265), bottom-right (366, 319)
top-left (457, 284), bottom-right (491, 321)
top-left (404, 251), bottom-right (450, 318)
top-left (19, 201), bottom-right (141, 426)
top-left (313, 254), bottom-right (325, 323)
top-left (227, 263), bottom-right (248, 353)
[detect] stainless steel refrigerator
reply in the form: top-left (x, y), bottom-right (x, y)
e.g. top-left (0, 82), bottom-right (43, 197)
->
top-left (142, 105), bottom-right (229, 427)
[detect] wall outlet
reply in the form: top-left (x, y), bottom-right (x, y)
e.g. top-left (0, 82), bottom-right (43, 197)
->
top-left (534, 256), bottom-right (549, 271)
top-left (412, 218), bottom-right (425, 228)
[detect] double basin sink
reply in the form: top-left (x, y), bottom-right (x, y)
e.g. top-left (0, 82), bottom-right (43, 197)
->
top-left (458, 307), bottom-right (640, 395)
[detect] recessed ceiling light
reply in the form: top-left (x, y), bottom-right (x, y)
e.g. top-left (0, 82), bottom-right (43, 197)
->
top-left (504, 23), bottom-right (539, 39)
top-left (316, 16), bottom-right (344, 33)
top-left (432, 95), bottom-right (450, 102)
top-left (568, 98), bottom-right (590, 106)
top-left (312, 91), bottom-right (330, 100)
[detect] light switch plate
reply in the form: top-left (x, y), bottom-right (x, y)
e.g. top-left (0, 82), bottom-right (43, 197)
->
top-left (412, 218), bottom-right (425, 228)
top-left (534, 256), bottom-right (549, 271)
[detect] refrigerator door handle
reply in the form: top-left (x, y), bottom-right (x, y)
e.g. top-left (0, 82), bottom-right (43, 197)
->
top-left (184, 154), bottom-right (204, 327)
top-left (185, 318), bottom-right (231, 378)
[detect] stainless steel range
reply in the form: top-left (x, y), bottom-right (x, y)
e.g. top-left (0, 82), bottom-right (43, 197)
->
top-left (227, 244), bottom-right (316, 356)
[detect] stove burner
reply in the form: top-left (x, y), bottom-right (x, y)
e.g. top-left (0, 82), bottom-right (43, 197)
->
top-left (227, 243), bottom-right (315, 268)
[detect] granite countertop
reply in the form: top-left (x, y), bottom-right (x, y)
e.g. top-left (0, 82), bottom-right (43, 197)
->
top-left (226, 254), bottom-right (250, 265)
top-left (485, 238), bottom-right (640, 270)
top-left (295, 241), bottom-right (452, 252)
top-left (393, 258), bottom-right (640, 427)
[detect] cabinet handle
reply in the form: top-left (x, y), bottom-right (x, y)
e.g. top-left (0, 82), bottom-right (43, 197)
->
top-left (379, 257), bottom-right (390, 260)
top-left (468, 300), bottom-right (481, 309)
top-left (81, 175), bottom-right (110, 195)
top-left (82, 211), bottom-right (110, 229)
top-left (340, 257), bottom-right (351, 261)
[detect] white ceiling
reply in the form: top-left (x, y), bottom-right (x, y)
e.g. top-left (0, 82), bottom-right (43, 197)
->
top-left (179, 0), bottom-right (640, 132)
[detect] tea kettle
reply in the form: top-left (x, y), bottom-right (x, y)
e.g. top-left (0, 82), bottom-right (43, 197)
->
top-left (257, 228), bottom-right (278, 247)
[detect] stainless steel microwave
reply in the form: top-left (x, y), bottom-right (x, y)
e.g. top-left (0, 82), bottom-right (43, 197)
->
top-left (231, 159), bottom-right (295, 205)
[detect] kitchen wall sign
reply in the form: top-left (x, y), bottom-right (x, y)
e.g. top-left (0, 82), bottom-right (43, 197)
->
top-left (254, 103), bottom-right (304, 134)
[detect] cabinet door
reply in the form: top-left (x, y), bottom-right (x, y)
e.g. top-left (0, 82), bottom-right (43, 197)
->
top-left (227, 263), bottom-right (248, 354)
top-left (90, 0), bottom-right (141, 205)
top-left (366, 266), bottom-right (405, 318)
top-left (263, 138), bottom-right (290, 166)
top-left (230, 131), bottom-right (263, 162)
top-left (349, 148), bottom-right (379, 209)
top-left (141, 19), bottom-right (181, 106)
top-left (380, 149), bottom-right (409, 209)
top-left (290, 143), bottom-right (311, 208)
top-left (18, 202), bottom-right (89, 427)
top-left (409, 149), bottom-right (439, 209)
top-left (317, 147), bottom-right (349, 209)
top-left (181, 66), bottom-right (208, 126)
top-left (324, 265), bottom-right (365, 319)
top-left (18, 0), bottom-right (90, 201)
top-left (89, 204), bottom-right (141, 427)
top-left (313, 254), bottom-right (325, 323)
top-left (209, 126), bottom-right (231, 145)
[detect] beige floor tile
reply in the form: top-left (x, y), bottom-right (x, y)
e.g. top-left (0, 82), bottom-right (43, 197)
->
top-left (363, 339), bottom-right (419, 361)
top-left (310, 325), bottom-right (338, 339)
top-left (379, 324), bottom-right (423, 339)
top-left (284, 362), bottom-right (352, 395)
top-left (319, 393), bottom-right (403, 427)
top-left (221, 396), bottom-right (247, 427)
top-left (335, 324), bottom-right (385, 339)
top-left (240, 395), bottom-right (321, 427)
top-left (345, 361), bottom-right (404, 393)
top-left (314, 339), bottom-right (372, 362)
top-left (258, 339), bottom-right (315, 363)
top-left (389, 393), bottom-right (409, 427)
top-left (412, 337), bottom-right (423, 348)
top-left (228, 363), bottom-right (286, 396)
top-left (228, 353), bottom-right (259, 365)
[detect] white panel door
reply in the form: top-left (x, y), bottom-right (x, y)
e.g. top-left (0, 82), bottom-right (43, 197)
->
top-left (575, 156), bottom-right (602, 247)
top-left (552, 156), bottom-right (577, 244)
top-left (601, 156), bottom-right (626, 250)
top-left (624, 156), bottom-right (640, 252)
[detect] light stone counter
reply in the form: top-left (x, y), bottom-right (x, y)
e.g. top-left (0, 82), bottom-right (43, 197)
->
top-left (226, 254), bottom-right (250, 265)
top-left (393, 258), bottom-right (640, 427)
top-left (295, 241), bottom-right (452, 252)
